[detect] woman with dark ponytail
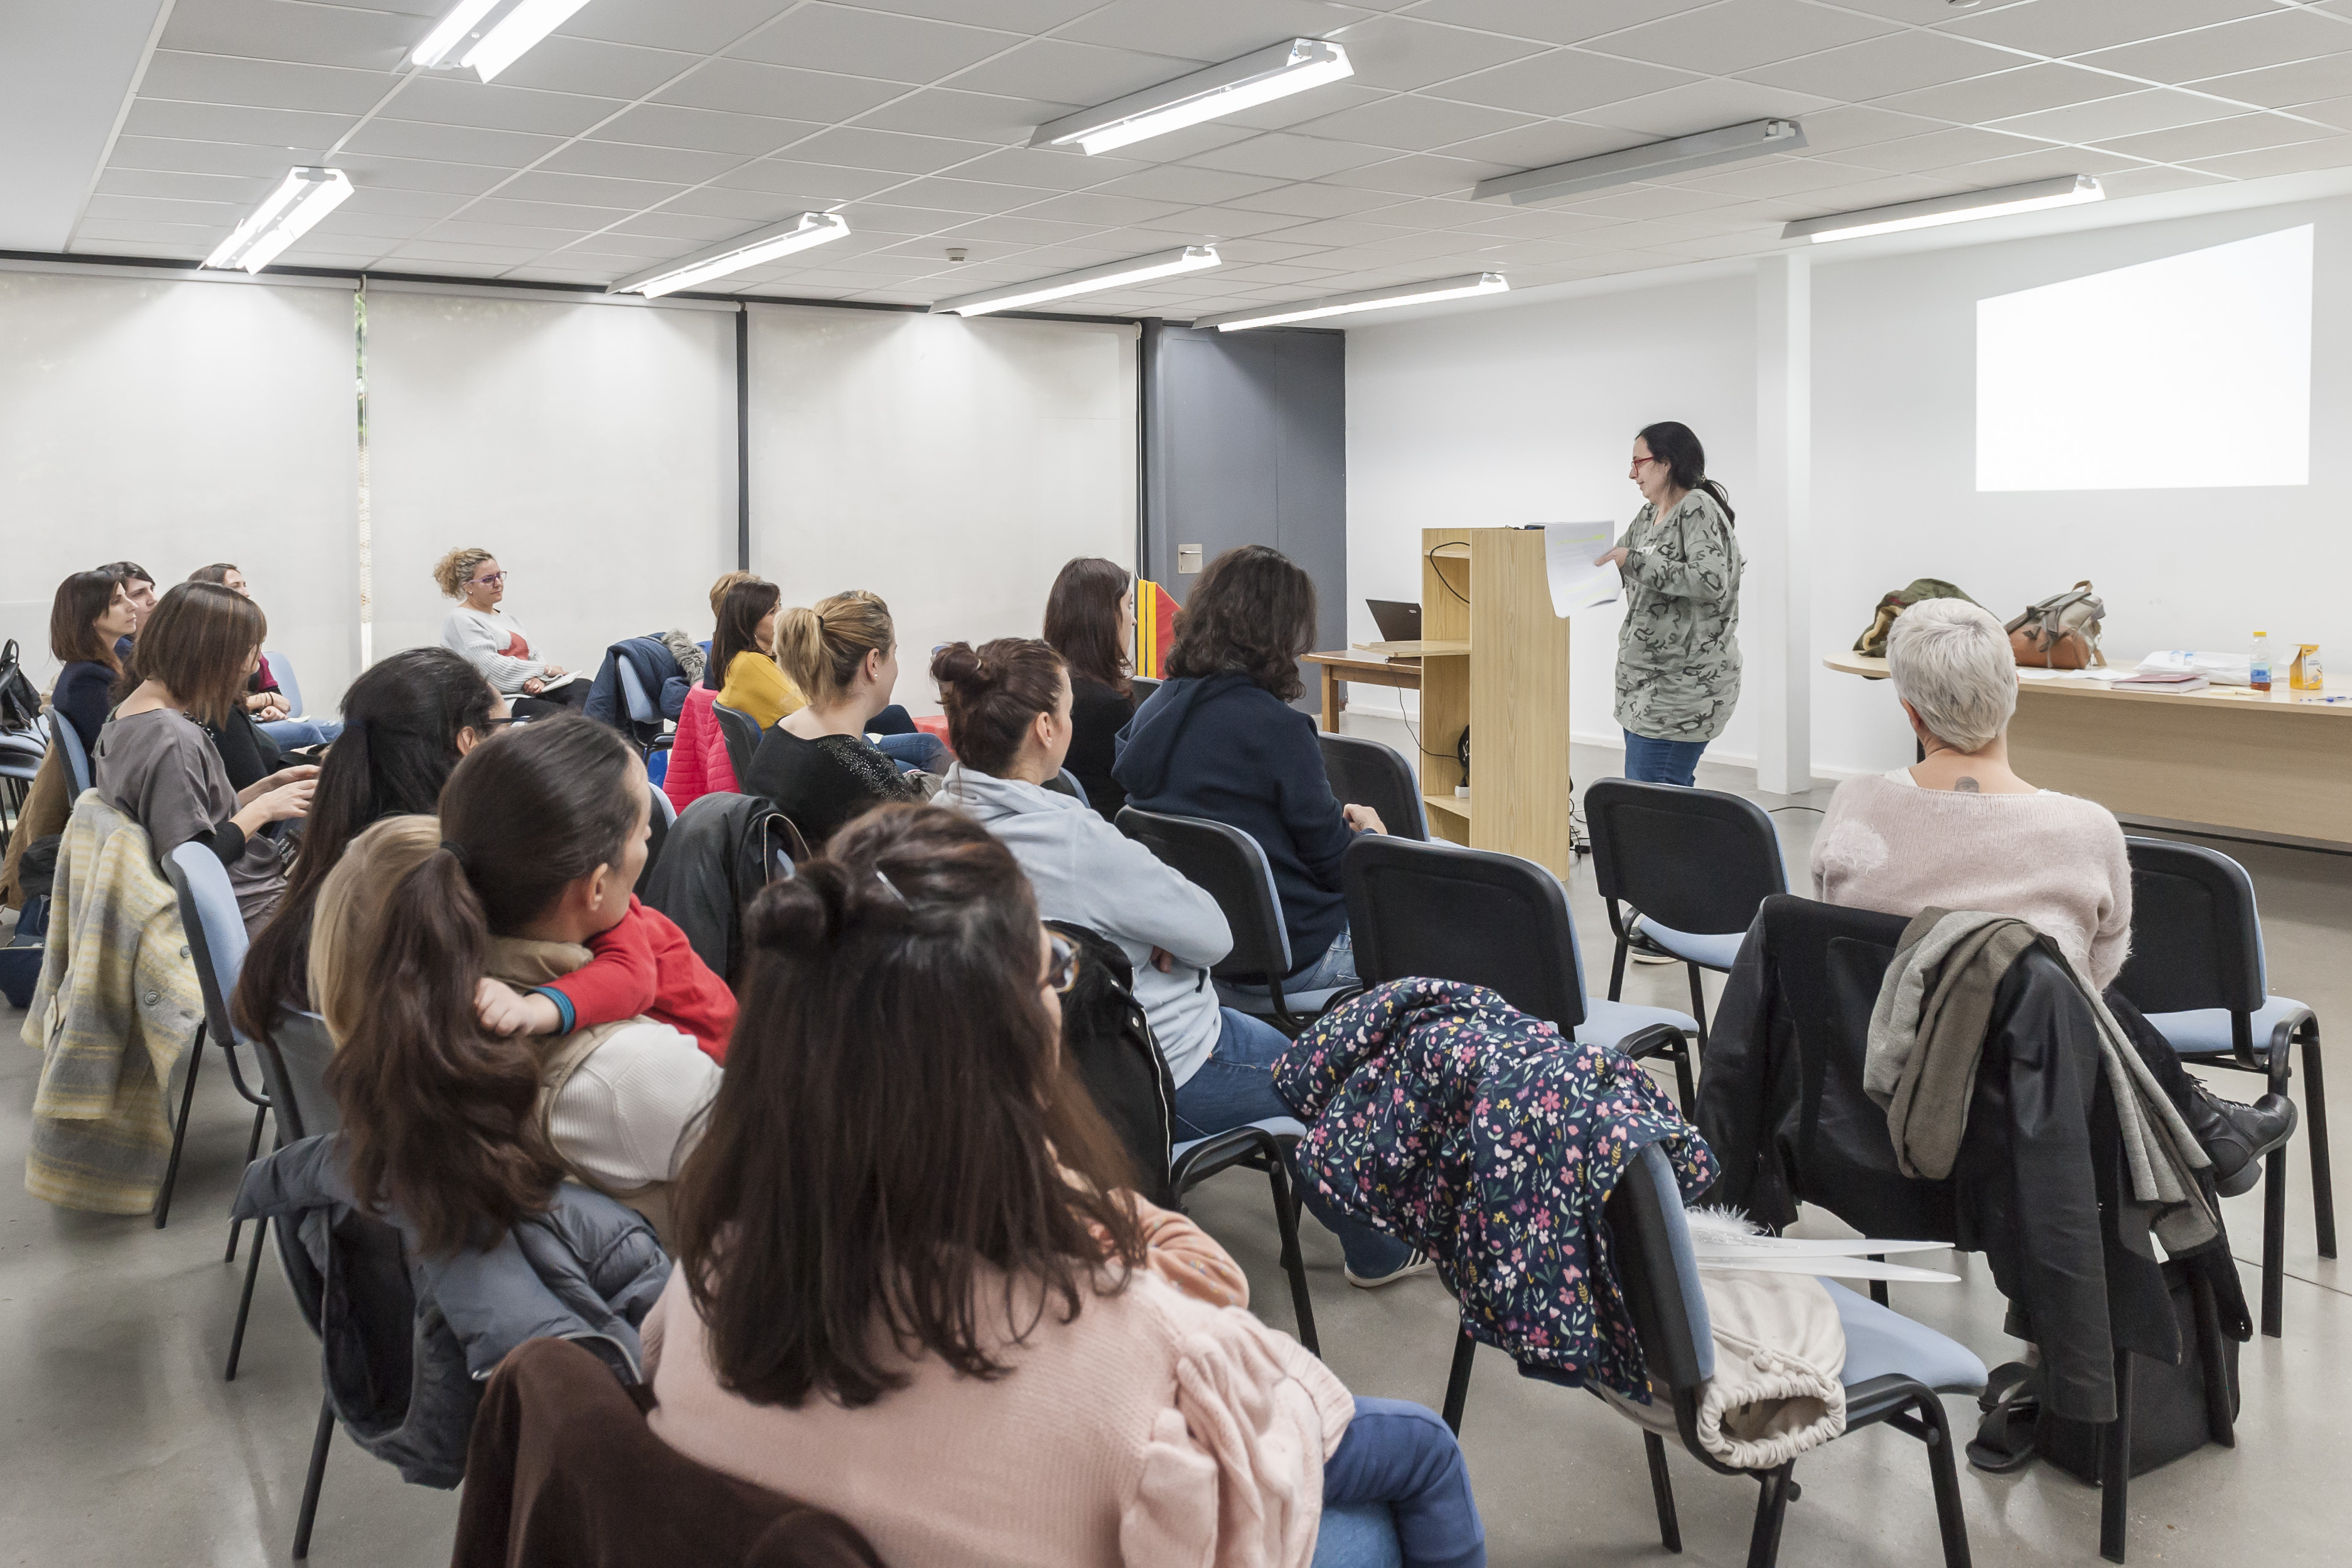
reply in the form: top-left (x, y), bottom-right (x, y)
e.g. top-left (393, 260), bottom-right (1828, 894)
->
top-left (310, 716), bottom-right (717, 1250)
top-left (234, 647), bottom-right (502, 1039)
top-left (644, 804), bottom-right (1485, 1568)
top-left (1594, 421), bottom-right (1744, 787)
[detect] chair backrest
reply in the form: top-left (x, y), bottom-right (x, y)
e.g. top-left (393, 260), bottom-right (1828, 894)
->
top-left (711, 702), bottom-right (760, 783)
top-left (616, 655), bottom-right (658, 725)
top-left (265, 650), bottom-right (303, 716)
top-left (1585, 778), bottom-right (1787, 938)
top-left (47, 707), bottom-right (91, 795)
top-left (1603, 1142), bottom-right (1716, 1393)
top-left (1115, 807), bottom-right (1293, 982)
top-left (1318, 731), bottom-right (1427, 841)
top-left (254, 1011), bottom-right (341, 1145)
top-left (1131, 675), bottom-right (1160, 707)
top-left (2113, 836), bottom-right (2266, 1015)
top-left (164, 840), bottom-right (249, 1048)
top-left (1344, 834), bottom-right (1589, 1029)
top-left (650, 780), bottom-right (677, 827)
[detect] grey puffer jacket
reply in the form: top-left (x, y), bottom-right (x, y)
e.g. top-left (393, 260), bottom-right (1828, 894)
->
top-left (233, 1134), bottom-right (670, 1488)
top-left (1614, 487), bottom-right (1744, 743)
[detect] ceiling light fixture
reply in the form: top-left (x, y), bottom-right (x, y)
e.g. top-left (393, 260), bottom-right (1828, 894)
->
top-left (933, 246), bottom-right (1222, 317)
top-left (412, 0), bottom-right (593, 82)
top-left (1030, 39), bottom-right (1352, 156)
top-left (201, 167), bottom-right (355, 272)
top-left (1196, 272), bottom-right (1510, 331)
top-left (1782, 175), bottom-right (2103, 243)
top-left (611, 212), bottom-right (852, 298)
top-left (1473, 119), bottom-right (1806, 206)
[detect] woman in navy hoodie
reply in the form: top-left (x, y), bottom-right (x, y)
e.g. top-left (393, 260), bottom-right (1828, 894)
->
top-left (1113, 547), bottom-right (1426, 1287)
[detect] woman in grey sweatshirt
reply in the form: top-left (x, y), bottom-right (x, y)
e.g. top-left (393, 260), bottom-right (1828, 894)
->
top-left (932, 638), bottom-right (1424, 1287)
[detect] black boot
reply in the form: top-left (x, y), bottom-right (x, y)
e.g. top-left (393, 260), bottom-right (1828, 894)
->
top-left (2184, 1083), bottom-right (2299, 1198)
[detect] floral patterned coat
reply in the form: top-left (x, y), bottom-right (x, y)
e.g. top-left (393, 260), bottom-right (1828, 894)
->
top-left (1614, 486), bottom-right (1744, 743)
top-left (1275, 979), bottom-right (1716, 1400)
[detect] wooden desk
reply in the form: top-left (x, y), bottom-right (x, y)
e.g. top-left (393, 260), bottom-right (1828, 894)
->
top-left (1825, 652), bottom-right (2352, 847)
top-left (1302, 646), bottom-right (1449, 733)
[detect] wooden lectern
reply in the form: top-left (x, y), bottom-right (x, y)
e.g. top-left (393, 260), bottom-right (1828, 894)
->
top-left (1414, 527), bottom-right (1576, 879)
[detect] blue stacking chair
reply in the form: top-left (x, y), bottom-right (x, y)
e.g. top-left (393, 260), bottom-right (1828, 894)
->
top-left (1448, 1144), bottom-right (1979, 1568)
top-left (264, 650), bottom-right (304, 718)
top-left (48, 707), bottom-right (93, 797)
top-left (2115, 837), bottom-right (2333, 1340)
top-left (158, 843), bottom-right (274, 1254)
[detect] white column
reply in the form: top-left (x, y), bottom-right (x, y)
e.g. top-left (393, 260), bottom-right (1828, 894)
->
top-left (1752, 251), bottom-right (1812, 795)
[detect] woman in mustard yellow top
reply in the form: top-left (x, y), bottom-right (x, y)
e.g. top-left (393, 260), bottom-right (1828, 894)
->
top-left (712, 577), bottom-right (805, 727)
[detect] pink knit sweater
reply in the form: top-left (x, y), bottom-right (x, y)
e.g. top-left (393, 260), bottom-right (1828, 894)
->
top-left (642, 1208), bottom-right (1352, 1568)
top-left (1810, 771), bottom-right (2134, 989)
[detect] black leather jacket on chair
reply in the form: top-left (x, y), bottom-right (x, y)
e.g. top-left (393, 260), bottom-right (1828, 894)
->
top-left (1695, 895), bottom-right (2180, 1424)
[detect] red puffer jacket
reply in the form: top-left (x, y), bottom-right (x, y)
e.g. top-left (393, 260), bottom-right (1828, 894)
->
top-left (663, 685), bottom-right (738, 812)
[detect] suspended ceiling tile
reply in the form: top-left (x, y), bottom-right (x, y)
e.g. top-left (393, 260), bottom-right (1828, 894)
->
top-left (1580, 0), bottom-right (1900, 78)
top-left (1222, 181), bottom-right (1412, 217)
top-left (2287, 94), bottom-right (2352, 131)
top-left (653, 58), bottom-right (906, 121)
top-left (1215, 83), bottom-right (1391, 135)
top-left (537, 139), bottom-right (747, 184)
top-left (119, 98), bottom-right (355, 154)
top-left (608, 209), bottom-right (772, 242)
top-left (1259, 217), bottom-right (1415, 247)
top-left (855, 0), bottom-right (1104, 30)
top-left (726, 4), bottom-right (1025, 85)
top-left (1581, 78), bottom-right (1840, 137)
top-left (161, 0), bottom-right (421, 72)
top-left (1427, 48), bottom-right (1697, 118)
top-left (856, 87), bottom-right (1077, 144)
top-left (1673, 154), bottom-right (1891, 198)
top-left (663, 184), bottom-right (844, 221)
top-left (2097, 111), bottom-right (2339, 163)
top-left (1871, 62), bottom-right (2142, 123)
top-left (1832, 124), bottom-right (2058, 173)
top-left (96, 165), bottom-right (279, 203)
top-left (333, 152), bottom-right (518, 195)
top-left (463, 196), bottom-right (643, 229)
top-left (342, 117), bottom-right (566, 166)
top-left (1181, 132), bottom-right (1390, 180)
top-left (1942, 0), bottom-right (2284, 60)
top-left (1091, 165), bottom-right (1292, 203)
top-left (413, 219), bottom-right (593, 251)
top-left (1317, 15), bottom-right (1552, 92)
top-left (1129, 205), bottom-right (1328, 238)
top-left (485, 37), bottom-right (704, 102)
top-left (781, 124), bottom-right (998, 173)
top-left (107, 134), bottom-right (310, 178)
top-left (493, 169), bottom-right (690, 208)
top-left (1545, 181), bottom-right (1723, 218)
top-left (1991, 86), bottom-right (2246, 142)
top-left (938, 212), bottom-right (1113, 245)
top-left (707, 157), bottom-right (905, 198)
top-left (588, 103), bottom-right (819, 156)
top-left (2184, 131), bottom-right (2352, 177)
top-left (2077, 11), bottom-right (2352, 88)
top-left (390, 75), bottom-right (627, 137)
top-left (950, 145), bottom-right (1153, 191)
top-left (1913, 145), bottom-right (2142, 186)
top-left (1011, 190), bottom-right (1193, 225)
top-left (1313, 151), bottom-right (1508, 195)
top-left (384, 237), bottom-right (549, 263)
top-left (883, 174), bottom-right (1066, 210)
top-left (948, 38), bottom-right (1211, 104)
top-left (2092, 164), bottom-right (2233, 199)
top-left (1738, 28), bottom-right (2023, 101)
top-left (1786, 104), bottom-right (1952, 154)
top-left (81, 191), bottom-right (247, 225)
top-left (1404, 0), bottom-right (1718, 50)
top-left (564, 0), bottom-right (800, 56)
top-left (1055, 0), bottom-right (1372, 61)
top-left (835, 200), bottom-right (991, 234)
top-left (1436, 120), bottom-right (1648, 169)
top-left (2183, 54), bottom-right (2352, 109)
top-left (139, 51), bottom-right (392, 115)
top-left (1290, 92), bottom-right (1540, 150)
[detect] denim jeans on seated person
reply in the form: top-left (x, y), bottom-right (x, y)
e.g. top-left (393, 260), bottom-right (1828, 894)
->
top-left (1173, 1006), bottom-right (1412, 1280)
top-left (871, 731), bottom-right (948, 775)
top-left (1621, 730), bottom-right (1709, 788)
top-left (259, 716), bottom-right (345, 750)
top-left (1226, 928), bottom-right (1358, 1000)
top-left (1320, 1398), bottom-right (1486, 1568)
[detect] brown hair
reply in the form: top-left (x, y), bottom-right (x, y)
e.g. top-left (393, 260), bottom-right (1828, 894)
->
top-left (320, 715), bottom-right (645, 1255)
top-left (672, 805), bottom-right (1144, 1410)
top-left (235, 648), bottom-right (500, 1039)
top-left (711, 578), bottom-right (783, 687)
top-left (96, 560), bottom-right (153, 591)
top-left (129, 581), bottom-right (266, 726)
top-left (433, 547), bottom-right (496, 599)
top-left (188, 562), bottom-right (240, 585)
top-left (49, 571), bottom-right (127, 673)
top-left (931, 639), bottom-right (1066, 777)
top-left (708, 569), bottom-right (759, 621)
top-left (1043, 557), bottom-right (1132, 697)
top-left (1162, 545), bottom-right (1314, 703)
top-left (774, 590), bottom-right (894, 707)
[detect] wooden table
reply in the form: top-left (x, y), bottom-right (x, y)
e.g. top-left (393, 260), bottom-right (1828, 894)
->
top-left (1303, 642), bottom-right (1466, 733)
top-left (1825, 652), bottom-right (2352, 848)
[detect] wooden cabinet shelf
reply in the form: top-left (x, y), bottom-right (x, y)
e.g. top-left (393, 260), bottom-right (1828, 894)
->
top-left (1424, 794), bottom-right (1472, 822)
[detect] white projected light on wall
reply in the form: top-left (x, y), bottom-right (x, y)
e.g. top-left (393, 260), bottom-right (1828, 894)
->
top-left (1976, 225), bottom-right (2312, 491)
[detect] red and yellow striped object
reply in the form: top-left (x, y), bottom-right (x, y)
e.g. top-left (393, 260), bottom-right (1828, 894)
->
top-left (1135, 579), bottom-right (1179, 678)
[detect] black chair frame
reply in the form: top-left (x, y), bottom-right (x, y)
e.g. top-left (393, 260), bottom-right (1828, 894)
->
top-left (712, 701), bottom-right (762, 786)
top-left (1171, 1125), bottom-right (1319, 1355)
top-left (158, 856), bottom-right (272, 1237)
top-left (1316, 731), bottom-right (1427, 842)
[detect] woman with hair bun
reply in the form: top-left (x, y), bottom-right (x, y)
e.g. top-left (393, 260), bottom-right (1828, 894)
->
top-left (644, 803), bottom-right (1485, 1568)
top-left (740, 589), bottom-right (934, 847)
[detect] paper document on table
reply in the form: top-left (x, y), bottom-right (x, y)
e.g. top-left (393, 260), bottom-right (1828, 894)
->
top-left (1542, 520), bottom-right (1619, 617)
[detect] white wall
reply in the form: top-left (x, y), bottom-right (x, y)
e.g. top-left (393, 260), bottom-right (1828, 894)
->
top-left (1346, 192), bottom-right (2352, 779)
top-left (365, 289), bottom-right (737, 683)
top-left (746, 304), bottom-right (1136, 717)
top-left (0, 271), bottom-right (355, 702)
top-left (1345, 276), bottom-right (1758, 764)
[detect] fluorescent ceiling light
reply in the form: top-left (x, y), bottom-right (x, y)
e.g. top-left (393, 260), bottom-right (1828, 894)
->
top-left (201, 168), bottom-right (355, 272)
top-left (1783, 175), bottom-right (2103, 243)
top-left (411, 0), bottom-right (500, 68)
top-left (612, 212), bottom-right (852, 298)
top-left (1031, 39), bottom-right (1351, 156)
top-left (1473, 119), bottom-right (1805, 206)
top-left (412, 0), bottom-right (591, 82)
top-left (1197, 272), bottom-right (1509, 331)
top-left (932, 246), bottom-right (1221, 317)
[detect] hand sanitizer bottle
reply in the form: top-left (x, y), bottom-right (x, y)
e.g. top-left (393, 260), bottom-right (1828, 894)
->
top-left (2251, 631), bottom-right (2273, 693)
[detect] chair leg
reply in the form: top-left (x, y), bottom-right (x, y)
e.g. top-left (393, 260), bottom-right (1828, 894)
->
top-left (225, 1216), bottom-right (267, 1382)
top-left (1440, 1324), bottom-right (1476, 1435)
top-left (2189, 1269), bottom-right (2235, 1449)
top-left (293, 1393), bottom-right (335, 1560)
top-left (1643, 1430), bottom-right (1682, 1553)
top-left (1916, 1391), bottom-right (1973, 1568)
top-left (2099, 1348), bottom-right (2132, 1564)
top-left (1265, 1159), bottom-right (1319, 1357)
top-left (1686, 962), bottom-right (1710, 1049)
top-left (2260, 1143), bottom-right (2287, 1339)
top-left (2301, 1023), bottom-right (2335, 1259)
top-left (1745, 1461), bottom-right (1796, 1568)
top-left (153, 1021), bottom-right (206, 1230)
top-left (225, 1102), bottom-right (267, 1262)
top-left (1669, 1033), bottom-right (1695, 1113)
top-left (1608, 937), bottom-right (1629, 1003)
top-left (1869, 1255), bottom-right (1889, 1309)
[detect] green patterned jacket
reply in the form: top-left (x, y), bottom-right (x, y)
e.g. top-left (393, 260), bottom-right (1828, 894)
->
top-left (1613, 487), bottom-right (1744, 743)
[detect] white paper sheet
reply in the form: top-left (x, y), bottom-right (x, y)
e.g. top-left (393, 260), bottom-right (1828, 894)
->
top-left (1694, 1255), bottom-right (1961, 1283)
top-left (1542, 520), bottom-right (1620, 617)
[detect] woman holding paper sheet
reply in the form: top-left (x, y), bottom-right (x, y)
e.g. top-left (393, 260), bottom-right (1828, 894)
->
top-left (1594, 422), bottom-right (1743, 787)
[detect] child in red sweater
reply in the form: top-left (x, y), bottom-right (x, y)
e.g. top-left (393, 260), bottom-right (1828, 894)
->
top-left (475, 895), bottom-right (738, 1063)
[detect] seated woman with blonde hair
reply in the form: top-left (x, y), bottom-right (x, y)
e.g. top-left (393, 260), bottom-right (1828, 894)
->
top-left (1812, 597), bottom-right (2294, 1189)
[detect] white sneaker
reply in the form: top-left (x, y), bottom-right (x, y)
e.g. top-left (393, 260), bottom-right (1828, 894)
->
top-left (1627, 916), bottom-right (1677, 965)
top-left (1346, 1249), bottom-right (1438, 1289)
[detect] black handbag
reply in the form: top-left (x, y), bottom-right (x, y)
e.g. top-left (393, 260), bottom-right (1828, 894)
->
top-left (2038, 1257), bottom-right (2242, 1481)
top-left (0, 641), bottom-right (43, 734)
top-left (1048, 920), bottom-right (1179, 1208)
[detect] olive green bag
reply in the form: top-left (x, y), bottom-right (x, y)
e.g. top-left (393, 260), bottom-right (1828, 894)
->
top-left (1854, 580), bottom-right (1980, 658)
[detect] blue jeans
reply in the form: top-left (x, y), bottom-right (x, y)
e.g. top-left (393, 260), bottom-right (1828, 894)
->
top-left (260, 716), bottom-right (344, 749)
top-left (1227, 928), bottom-right (1358, 998)
top-left (1321, 1399), bottom-right (1486, 1568)
top-left (1173, 1007), bottom-right (1412, 1279)
top-left (1621, 730), bottom-right (1707, 788)
top-left (873, 731), bottom-right (947, 774)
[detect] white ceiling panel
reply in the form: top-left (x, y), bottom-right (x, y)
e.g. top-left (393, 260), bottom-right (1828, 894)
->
top-left (2075, 11), bottom-right (2352, 87)
top-left (539, 139), bottom-right (746, 183)
top-left (487, 38), bottom-right (704, 102)
top-left (653, 58), bottom-right (905, 121)
top-left (391, 77), bottom-right (626, 137)
top-left (159, 0), bottom-right (417, 71)
top-left (2098, 110), bottom-right (2338, 162)
top-left (1582, 0), bottom-right (1899, 78)
top-left (562, 0), bottom-right (798, 56)
top-left (342, 119), bottom-right (567, 166)
top-left (1428, 50), bottom-right (1699, 117)
top-left (1182, 132), bottom-right (1392, 180)
top-left (119, 97), bottom-right (354, 153)
top-left (139, 51), bottom-right (390, 115)
top-left (1942, 0), bottom-right (2287, 60)
top-left (589, 102), bottom-right (819, 156)
top-left (947, 38), bottom-right (1208, 103)
top-left (1321, 16), bottom-right (1549, 91)
top-left (1406, 1), bottom-right (1717, 49)
top-left (2184, 53), bottom-right (2352, 108)
top-left (856, 88), bottom-right (1076, 143)
top-left (728, 4), bottom-right (1024, 83)
top-left (1992, 87), bottom-right (2248, 143)
top-left (1738, 30), bottom-right (2022, 102)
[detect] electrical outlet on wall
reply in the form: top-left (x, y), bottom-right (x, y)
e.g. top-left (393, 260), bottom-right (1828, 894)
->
top-left (1178, 544), bottom-right (1203, 574)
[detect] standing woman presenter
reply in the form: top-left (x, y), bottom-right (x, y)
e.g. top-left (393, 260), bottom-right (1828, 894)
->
top-left (1595, 421), bottom-right (1743, 787)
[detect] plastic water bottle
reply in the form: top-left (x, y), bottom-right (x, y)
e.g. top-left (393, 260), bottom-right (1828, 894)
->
top-left (2251, 631), bottom-right (2273, 693)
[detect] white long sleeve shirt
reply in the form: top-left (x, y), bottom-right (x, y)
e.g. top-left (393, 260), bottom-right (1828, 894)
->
top-left (441, 604), bottom-right (547, 694)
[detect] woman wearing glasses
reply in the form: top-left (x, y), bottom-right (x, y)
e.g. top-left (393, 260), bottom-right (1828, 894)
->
top-left (1592, 422), bottom-right (1744, 787)
top-left (435, 547), bottom-right (587, 716)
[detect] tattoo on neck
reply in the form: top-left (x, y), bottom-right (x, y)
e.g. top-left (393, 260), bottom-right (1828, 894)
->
top-left (1954, 776), bottom-right (1980, 793)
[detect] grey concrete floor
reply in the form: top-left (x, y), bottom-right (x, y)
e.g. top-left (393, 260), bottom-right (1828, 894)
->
top-left (1, 743), bottom-right (2344, 1566)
